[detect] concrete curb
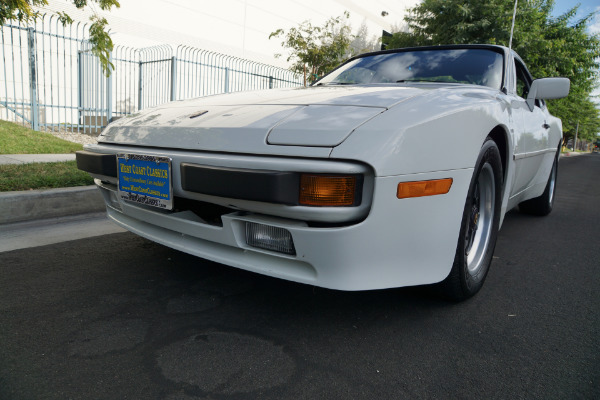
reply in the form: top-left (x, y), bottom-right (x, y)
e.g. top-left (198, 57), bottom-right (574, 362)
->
top-left (0, 185), bottom-right (105, 225)
top-left (560, 151), bottom-right (587, 158)
top-left (0, 154), bottom-right (76, 165)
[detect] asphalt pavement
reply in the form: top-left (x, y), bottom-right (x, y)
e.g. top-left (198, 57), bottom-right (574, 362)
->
top-left (0, 153), bottom-right (598, 399)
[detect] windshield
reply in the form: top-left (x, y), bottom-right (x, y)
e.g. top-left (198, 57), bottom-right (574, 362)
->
top-left (318, 48), bottom-right (504, 89)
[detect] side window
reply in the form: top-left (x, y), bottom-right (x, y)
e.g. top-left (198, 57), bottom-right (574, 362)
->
top-left (514, 61), bottom-right (531, 99)
top-left (514, 59), bottom-right (544, 108)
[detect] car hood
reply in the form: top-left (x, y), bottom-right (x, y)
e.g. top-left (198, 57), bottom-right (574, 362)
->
top-left (98, 86), bottom-right (427, 154)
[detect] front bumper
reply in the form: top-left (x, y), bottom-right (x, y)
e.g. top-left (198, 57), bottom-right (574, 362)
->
top-left (79, 145), bottom-right (473, 290)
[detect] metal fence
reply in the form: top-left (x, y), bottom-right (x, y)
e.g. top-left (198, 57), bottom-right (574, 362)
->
top-left (1, 15), bottom-right (302, 134)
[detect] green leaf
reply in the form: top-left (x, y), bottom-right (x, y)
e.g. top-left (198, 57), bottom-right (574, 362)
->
top-left (270, 12), bottom-right (354, 84)
top-left (0, 0), bottom-right (120, 76)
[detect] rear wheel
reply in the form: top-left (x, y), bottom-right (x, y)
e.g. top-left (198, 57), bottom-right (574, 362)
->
top-left (518, 153), bottom-right (558, 216)
top-left (440, 137), bottom-right (503, 300)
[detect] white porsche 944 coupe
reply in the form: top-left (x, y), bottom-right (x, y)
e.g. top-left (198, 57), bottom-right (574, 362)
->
top-left (77, 44), bottom-right (570, 299)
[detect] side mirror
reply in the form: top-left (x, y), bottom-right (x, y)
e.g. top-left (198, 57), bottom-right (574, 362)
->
top-left (526, 77), bottom-right (570, 111)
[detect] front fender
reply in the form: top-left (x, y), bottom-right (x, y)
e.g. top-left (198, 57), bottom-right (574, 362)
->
top-left (331, 94), bottom-right (512, 177)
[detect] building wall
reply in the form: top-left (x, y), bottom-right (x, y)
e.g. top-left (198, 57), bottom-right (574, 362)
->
top-left (39, 0), bottom-right (418, 68)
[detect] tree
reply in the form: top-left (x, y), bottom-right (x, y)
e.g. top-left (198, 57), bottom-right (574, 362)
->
top-left (270, 12), bottom-right (353, 85)
top-left (348, 21), bottom-right (380, 56)
top-left (0, 0), bottom-right (120, 75)
top-left (383, 0), bottom-right (600, 142)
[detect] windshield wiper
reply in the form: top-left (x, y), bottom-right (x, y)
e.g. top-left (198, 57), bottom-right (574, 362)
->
top-left (317, 82), bottom-right (355, 86)
top-left (396, 79), bottom-right (445, 83)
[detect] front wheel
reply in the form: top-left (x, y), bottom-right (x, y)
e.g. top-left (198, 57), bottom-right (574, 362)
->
top-left (439, 137), bottom-right (503, 300)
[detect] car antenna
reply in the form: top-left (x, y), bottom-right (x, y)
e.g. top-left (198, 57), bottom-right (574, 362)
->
top-left (509, 0), bottom-right (518, 49)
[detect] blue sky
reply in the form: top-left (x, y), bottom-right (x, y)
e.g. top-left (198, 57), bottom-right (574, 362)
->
top-left (552, 0), bottom-right (600, 23)
top-left (553, 0), bottom-right (598, 15)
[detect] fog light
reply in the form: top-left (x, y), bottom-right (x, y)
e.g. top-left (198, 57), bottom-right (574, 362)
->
top-left (245, 222), bottom-right (296, 255)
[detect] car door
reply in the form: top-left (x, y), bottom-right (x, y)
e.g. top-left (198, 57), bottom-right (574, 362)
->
top-left (510, 58), bottom-right (549, 196)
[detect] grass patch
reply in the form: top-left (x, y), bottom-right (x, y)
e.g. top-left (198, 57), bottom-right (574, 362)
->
top-left (0, 120), bottom-right (83, 154)
top-left (0, 161), bottom-right (93, 192)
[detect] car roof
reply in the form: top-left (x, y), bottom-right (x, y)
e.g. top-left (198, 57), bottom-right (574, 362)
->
top-left (354, 44), bottom-right (509, 60)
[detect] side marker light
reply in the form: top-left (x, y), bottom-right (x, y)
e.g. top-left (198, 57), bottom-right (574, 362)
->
top-left (397, 178), bottom-right (453, 199)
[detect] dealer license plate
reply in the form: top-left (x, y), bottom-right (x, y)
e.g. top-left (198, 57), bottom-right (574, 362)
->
top-left (117, 154), bottom-right (173, 210)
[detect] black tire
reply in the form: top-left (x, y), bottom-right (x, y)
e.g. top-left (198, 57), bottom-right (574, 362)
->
top-left (439, 137), bottom-right (503, 300)
top-left (518, 153), bottom-right (558, 216)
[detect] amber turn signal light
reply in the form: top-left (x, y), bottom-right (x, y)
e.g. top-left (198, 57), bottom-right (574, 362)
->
top-left (299, 174), bottom-right (356, 206)
top-left (397, 178), bottom-right (453, 199)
